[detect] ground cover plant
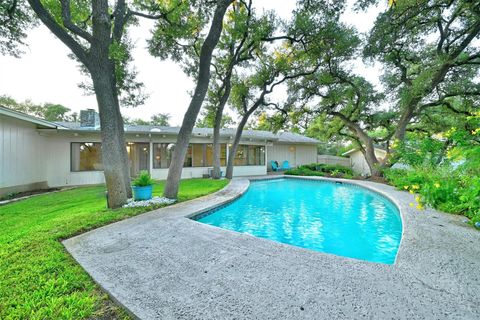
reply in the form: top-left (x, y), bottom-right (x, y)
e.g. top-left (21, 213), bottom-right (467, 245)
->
top-left (385, 166), bottom-right (480, 226)
top-left (0, 178), bottom-right (228, 319)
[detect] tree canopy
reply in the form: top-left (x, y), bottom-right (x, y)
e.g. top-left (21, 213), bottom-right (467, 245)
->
top-left (250, 0), bottom-right (480, 176)
top-left (0, 95), bottom-right (75, 121)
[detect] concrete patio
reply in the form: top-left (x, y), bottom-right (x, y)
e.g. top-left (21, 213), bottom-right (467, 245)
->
top-left (63, 176), bottom-right (480, 320)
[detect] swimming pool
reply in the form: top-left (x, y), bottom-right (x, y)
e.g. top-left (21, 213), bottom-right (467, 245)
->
top-left (195, 178), bottom-right (402, 264)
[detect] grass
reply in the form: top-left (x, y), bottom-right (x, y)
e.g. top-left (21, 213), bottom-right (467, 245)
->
top-left (0, 178), bottom-right (229, 319)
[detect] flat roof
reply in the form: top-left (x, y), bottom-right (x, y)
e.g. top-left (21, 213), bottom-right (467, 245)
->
top-left (0, 106), bottom-right (319, 145)
top-left (55, 123), bottom-right (320, 144)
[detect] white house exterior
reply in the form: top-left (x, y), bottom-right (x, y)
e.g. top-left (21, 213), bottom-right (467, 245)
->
top-left (0, 107), bottom-right (318, 196)
top-left (342, 147), bottom-right (387, 176)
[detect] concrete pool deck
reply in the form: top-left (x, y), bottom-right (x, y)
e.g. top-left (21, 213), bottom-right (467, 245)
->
top-left (63, 176), bottom-right (480, 320)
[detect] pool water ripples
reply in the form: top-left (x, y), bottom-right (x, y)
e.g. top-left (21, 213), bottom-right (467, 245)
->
top-left (196, 178), bottom-right (402, 264)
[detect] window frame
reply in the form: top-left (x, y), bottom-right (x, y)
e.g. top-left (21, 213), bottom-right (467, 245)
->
top-left (70, 142), bottom-right (104, 172)
top-left (233, 144), bottom-right (265, 166)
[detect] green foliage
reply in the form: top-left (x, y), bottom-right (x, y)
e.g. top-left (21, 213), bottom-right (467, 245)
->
top-left (392, 134), bottom-right (448, 167)
top-left (132, 170), bottom-right (154, 187)
top-left (0, 0), bottom-right (36, 57)
top-left (386, 109), bottom-right (480, 224)
top-left (273, 0), bottom-right (480, 175)
top-left (196, 109), bottom-right (234, 128)
top-left (385, 167), bottom-right (480, 224)
top-left (285, 167), bottom-right (325, 177)
top-left (286, 163), bottom-right (353, 178)
top-left (42, 103), bottom-right (72, 121)
top-left (147, 0), bottom-right (214, 76)
top-left (0, 95), bottom-right (74, 121)
top-left (150, 113), bottom-right (171, 126)
top-left (0, 179), bottom-right (228, 319)
top-left (110, 39), bottom-right (147, 108)
top-left (125, 113), bottom-right (171, 126)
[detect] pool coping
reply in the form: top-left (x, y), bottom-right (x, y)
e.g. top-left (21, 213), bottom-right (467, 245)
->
top-left (63, 176), bottom-right (480, 320)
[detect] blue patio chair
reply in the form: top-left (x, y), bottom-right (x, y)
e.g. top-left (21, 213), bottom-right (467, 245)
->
top-left (271, 160), bottom-right (279, 172)
top-left (281, 160), bottom-right (292, 170)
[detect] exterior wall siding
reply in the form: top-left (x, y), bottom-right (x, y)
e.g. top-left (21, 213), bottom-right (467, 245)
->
top-left (151, 165), bottom-right (266, 180)
top-left (29, 132), bottom-right (269, 187)
top-left (0, 115), bottom-right (48, 195)
top-left (1, 117), bottom-right (314, 193)
top-left (267, 144), bottom-right (317, 170)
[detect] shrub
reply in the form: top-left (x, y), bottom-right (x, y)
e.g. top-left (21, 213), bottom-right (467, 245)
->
top-left (132, 170), bottom-right (154, 187)
top-left (384, 168), bottom-right (480, 224)
top-left (285, 163), bottom-right (353, 178)
top-left (319, 164), bottom-right (353, 175)
top-left (285, 167), bottom-right (324, 177)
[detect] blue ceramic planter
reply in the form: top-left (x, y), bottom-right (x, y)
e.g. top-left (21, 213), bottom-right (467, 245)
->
top-left (132, 185), bottom-right (153, 201)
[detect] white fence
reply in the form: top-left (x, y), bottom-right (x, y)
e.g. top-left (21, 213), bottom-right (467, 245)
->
top-left (316, 155), bottom-right (351, 167)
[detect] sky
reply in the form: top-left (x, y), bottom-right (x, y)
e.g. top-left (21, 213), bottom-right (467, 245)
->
top-left (0, 1), bottom-right (385, 126)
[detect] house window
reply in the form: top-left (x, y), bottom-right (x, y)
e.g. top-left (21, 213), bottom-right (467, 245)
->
top-left (71, 142), bottom-right (103, 171)
top-left (233, 145), bottom-right (265, 166)
top-left (233, 145), bottom-right (248, 166)
top-left (192, 144), bottom-right (205, 167)
top-left (203, 144), bottom-right (226, 166)
top-left (248, 145), bottom-right (265, 165)
top-left (153, 143), bottom-right (192, 168)
top-left (154, 143), bottom-right (227, 168)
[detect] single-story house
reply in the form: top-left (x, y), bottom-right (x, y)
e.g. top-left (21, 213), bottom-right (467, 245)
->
top-left (342, 147), bottom-right (387, 176)
top-left (0, 107), bottom-right (318, 196)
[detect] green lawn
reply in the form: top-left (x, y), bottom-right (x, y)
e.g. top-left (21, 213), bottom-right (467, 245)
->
top-left (0, 179), bottom-right (229, 319)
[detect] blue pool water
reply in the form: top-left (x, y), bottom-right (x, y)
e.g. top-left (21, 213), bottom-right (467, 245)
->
top-left (196, 178), bottom-right (402, 264)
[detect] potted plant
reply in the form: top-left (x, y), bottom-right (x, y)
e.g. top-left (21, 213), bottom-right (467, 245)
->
top-left (132, 170), bottom-right (154, 201)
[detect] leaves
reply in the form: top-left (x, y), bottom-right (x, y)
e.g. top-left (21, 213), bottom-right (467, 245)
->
top-left (0, 0), bottom-right (37, 57)
top-left (0, 95), bottom-right (74, 121)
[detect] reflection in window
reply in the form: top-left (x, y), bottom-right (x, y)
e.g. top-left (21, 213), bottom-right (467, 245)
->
top-left (153, 143), bottom-right (192, 168)
top-left (71, 142), bottom-right (103, 171)
top-left (152, 143), bottom-right (263, 168)
top-left (233, 145), bottom-right (248, 166)
top-left (192, 144), bottom-right (204, 167)
top-left (234, 145), bottom-right (265, 166)
top-left (205, 144), bottom-right (227, 166)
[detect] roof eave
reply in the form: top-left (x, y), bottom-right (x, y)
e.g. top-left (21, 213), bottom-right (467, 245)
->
top-left (0, 106), bottom-right (59, 129)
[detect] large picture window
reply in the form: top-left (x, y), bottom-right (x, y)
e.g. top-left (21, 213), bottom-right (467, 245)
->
top-left (233, 145), bottom-right (265, 166)
top-left (154, 143), bottom-right (227, 168)
top-left (71, 142), bottom-right (103, 171)
top-left (206, 144), bottom-right (227, 166)
top-left (153, 143), bottom-right (192, 168)
top-left (247, 145), bottom-right (266, 165)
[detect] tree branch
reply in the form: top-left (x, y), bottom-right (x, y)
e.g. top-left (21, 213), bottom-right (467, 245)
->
top-left (27, 0), bottom-right (90, 66)
top-left (112, 0), bottom-right (128, 42)
top-left (60, 0), bottom-right (93, 42)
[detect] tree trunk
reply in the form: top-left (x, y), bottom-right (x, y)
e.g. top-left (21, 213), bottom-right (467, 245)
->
top-left (91, 71), bottom-right (130, 208)
top-left (90, 0), bottom-right (131, 207)
top-left (163, 0), bottom-right (232, 199)
top-left (28, 0), bottom-right (132, 207)
top-left (363, 139), bottom-right (381, 177)
top-left (226, 112), bottom-right (251, 179)
top-left (393, 102), bottom-right (417, 142)
top-left (212, 82), bottom-right (232, 179)
top-left (332, 111), bottom-right (381, 177)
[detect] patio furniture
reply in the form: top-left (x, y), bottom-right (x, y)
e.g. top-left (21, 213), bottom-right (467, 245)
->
top-left (271, 160), bottom-right (279, 172)
top-left (281, 160), bottom-right (292, 170)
